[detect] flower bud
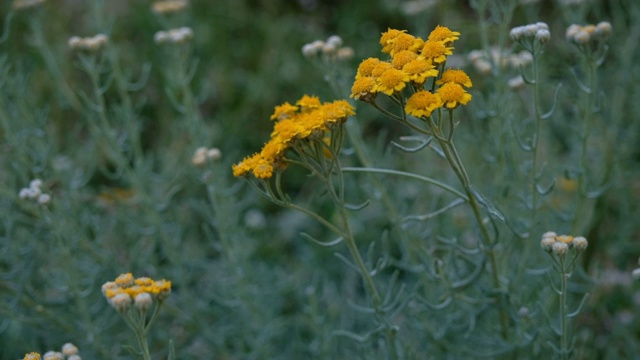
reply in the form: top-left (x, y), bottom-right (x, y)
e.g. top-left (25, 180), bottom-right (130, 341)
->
top-left (633, 268), bottom-right (640, 281)
top-left (135, 292), bottom-right (153, 313)
top-left (326, 35), bottom-right (343, 48)
top-left (206, 148), bottom-right (222, 161)
top-left (62, 343), bottom-right (79, 356)
top-left (595, 21), bottom-right (612, 38)
top-left (540, 236), bottom-right (556, 252)
top-left (552, 242), bottom-right (569, 256)
top-left (43, 352), bottom-right (63, 360)
top-left (302, 43), bottom-right (318, 58)
top-left (535, 29), bottom-right (550, 44)
top-left (110, 293), bottom-right (132, 312)
top-left (508, 76), bottom-right (525, 90)
top-left (572, 236), bottom-right (588, 251)
top-left (574, 30), bottom-right (590, 44)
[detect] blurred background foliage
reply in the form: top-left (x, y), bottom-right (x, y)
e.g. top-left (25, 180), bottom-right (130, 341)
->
top-left (1, 0), bottom-right (639, 358)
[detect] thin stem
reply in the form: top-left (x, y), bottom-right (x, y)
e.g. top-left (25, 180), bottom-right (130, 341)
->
top-left (559, 256), bottom-right (569, 360)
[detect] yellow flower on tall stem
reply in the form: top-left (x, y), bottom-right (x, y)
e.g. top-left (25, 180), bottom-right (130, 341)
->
top-left (437, 82), bottom-right (472, 109)
top-left (405, 91), bottom-right (443, 117)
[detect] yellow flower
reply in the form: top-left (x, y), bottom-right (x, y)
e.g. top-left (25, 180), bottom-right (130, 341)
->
top-left (437, 69), bottom-right (473, 88)
top-left (380, 28), bottom-right (406, 53)
top-left (319, 100), bottom-right (355, 124)
top-left (428, 25), bottom-right (460, 45)
top-left (387, 33), bottom-right (424, 56)
top-left (405, 91), bottom-right (443, 117)
top-left (375, 68), bottom-right (410, 95)
top-left (402, 58), bottom-right (439, 84)
top-left (253, 159), bottom-right (274, 179)
top-left (420, 40), bottom-right (453, 64)
top-left (391, 50), bottom-right (418, 69)
top-left (260, 139), bottom-right (287, 162)
top-left (270, 102), bottom-right (298, 121)
top-left (296, 95), bottom-right (321, 111)
top-left (437, 82), bottom-right (472, 109)
top-left (115, 273), bottom-right (134, 287)
top-left (355, 57), bottom-right (381, 79)
top-left (232, 153), bottom-right (261, 177)
top-left (370, 61), bottom-right (393, 78)
top-left (350, 76), bottom-right (378, 101)
top-left (24, 353), bottom-right (41, 360)
top-left (556, 235), bottom-right (574, 244)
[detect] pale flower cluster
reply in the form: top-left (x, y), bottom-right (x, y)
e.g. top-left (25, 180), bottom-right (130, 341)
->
top-left (302, 35), bottom-right (354, 61)
top-left (68, 34), bottom-right (109, 52)
top-left (566, 22), bottom-right (612, 45)
top-left (19, 179), bottom-right (50, 205)
top-left (151, 0), bottom-right (188, 14)
top-left (467, 48), bottom-right (533, 75)
top-left (102, 273), bottom-right (171, 313)
top-left (510, 22), bottom-right (550, 44)
top-left (192, 146), bottom-right (222, 166)
top-left (154, 27), bottom-right (194, 45)
top-left (22, 343), bottom-right (81, 360)
top-left (540, 231), bottom-right (588, 256)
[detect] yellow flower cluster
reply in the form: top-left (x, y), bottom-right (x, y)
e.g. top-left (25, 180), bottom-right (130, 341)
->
top-left (351, 26), bottom-right (472, 116)
top-left (102, 273), bottom-right (171, 312)
top-left (232, 95), bottom-right (355, 179)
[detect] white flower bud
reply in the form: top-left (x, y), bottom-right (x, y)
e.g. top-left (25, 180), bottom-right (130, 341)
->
top-left (508, 76), bottom-right (525, 90)
top-left (595, 21), bottom-right (612, 38)
top-left (154, 31), bottom-right (169, 44)
top-left (43, 351), bottom-right (64, 360)
top-left (68, 356), bottom-right (82, 360)
top-left (19, 188), bottom-right (31, 199)
top-left (30, 179), bottom-right (43, 189)
top-left (37, 193), bottom-right (51, 205)
top-left (302, 43), bottom-right (318, 58)
top-left (110, 293), bottom-right (132, 312)
top-left (536, 22), bottom-right (549, 31)
top-left (510, 26), bottom-right (524, 41)
top-left (572, 236), bottom-right (588, 251)
top-left (542, 231), bottom-right (557, 239)
top-left (540, 236), bottom-right (556, 252)
top-left (574, 30), bottom-right (590, 44)
top-left (191, 146), bottom-right (208, 166)
top-left (68, 36), bottom-right (83, 49)
top-left (552, 241), bottom-right (569, 256)
top-left (525, 24), bottom-right (539, 37)
top-left (322, 42), bottom-right (337, 56)
top-left (337, 47), bottom-right (354, 61)
top-left (206, 147), bottom-right (222, 161)
top-left (326, 35), bottom-right (343, 48)
top-left (467, 49), bottom-right (484, 62)
top-left (62, 343), bottom-right (79, 356)
top-left (633, 268), bottom-right (640, 281)
top-left (134, 292), bottom-right (153, 313)
top-left (535, 29), bottom-right (550, 44)
top-left (101, 281), bottom-right (118, 297)
top-left (473, 59), bottom-right (492, 75)
top-left (565, 24), bottom-right (581, 41)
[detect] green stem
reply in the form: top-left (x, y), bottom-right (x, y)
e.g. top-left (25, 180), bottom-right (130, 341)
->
top-left (426, 116), bottom-right (510, 339)
top-left (559, 256), bottom-right (569, 360)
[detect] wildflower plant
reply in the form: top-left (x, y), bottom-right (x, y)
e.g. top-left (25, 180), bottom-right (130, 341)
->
top-left (102, 273), bottom-right (173, 360)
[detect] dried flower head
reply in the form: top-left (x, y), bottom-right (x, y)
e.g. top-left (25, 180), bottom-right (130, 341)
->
top-left (552, 241), bottom-right (569, 256)
top-left (154, 27), bottom-right (193, 44)
top-left (134, 292), bottom-right (153, 313)
top-left (23, 353), bottom-right (41, 360)
top-left (572, 236), bottom-right (588, 251)
top-left (151, 0), bottom-right (188, 14)
top-left (61, 343), bottom-right (79, 356)
top-left (43, 352), bottom-right (63, 360)
top-left (68, 34), bottom-right (109, 52)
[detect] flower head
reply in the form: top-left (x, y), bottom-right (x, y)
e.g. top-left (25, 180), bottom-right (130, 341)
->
top-left (350, 76), bottom-right (378, 102)
top-left (355, 57), bottom-right (381, 79)
top-left (428, 25), bottom-right (460, 45)
top-left (270, 102), bottom-right (299, 121)
top-left (392, 50), bottom-right (418, 69)
top-left (437, 69), bottom-right (473, 88)
top-left (24, 353), bottom-right (41, 360)
top-left (152, 0), bottom-right (188, 14)
top-left (437, 82), bottom-right (472, 109)
top-left (380, 28), bottom-right (406, 53)
top-left (405, 91), bottom-right (443, 118)
top-left (402, 58), bottom-right (438, 84)
top-left (375, 68), bottom-right (410, 95)
top-left (387, 33), bottom-right (423, 56)
top-left (420, 40), bottom-right (453, 64)
top-left (296, 95), bottom-right (322, 111)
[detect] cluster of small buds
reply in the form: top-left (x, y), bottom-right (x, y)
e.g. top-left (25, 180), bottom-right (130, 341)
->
top-left (12, 0), bottom-right (46, 10)
top-left (191, 146), bottom-right (222, 166)
top-left (102, 273), bottom-right (171, 313)
top-left (154, 27), bottom-right (194, 45)
top-left (19, 179), bottom-right (51, 205)
top-left (565, 22), bottom-right (612, 45)
top-left (22, 343), bottom-right (80, 360)
top-left (301, 35), bottom-right (354, 61)
top-left (151, 0), bottom-right (188, 14)
top-left (540, 231), bottom-right (588, 256)
top-left (68, 34), bottom-right (109, 52)
top-left (510, 22), bottom-right (550, 44)
top-left (467, 48), bottom-right (533, 88)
